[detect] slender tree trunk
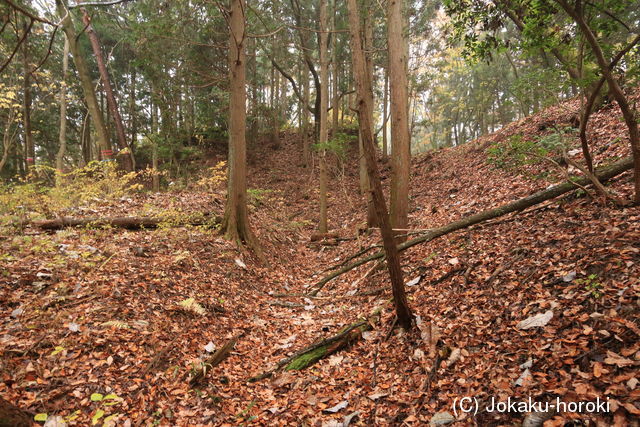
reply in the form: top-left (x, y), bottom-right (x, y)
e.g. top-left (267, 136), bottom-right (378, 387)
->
top-left (56, 35), bottom-right (70, 185)
top-left (22, 20), bottom-right (35, 172)
top-left (272, 66), bottom-right (280, 147)
top-left (150, 85), bottom-right (160, 192)
top-left (388, 0), bottom-right (410, 233)
top-left (55, 0), bottom-right (111, 160)
top-left (302, 67), bottom-right (310, 167)
top-left (382, 67), bottom-right (389, 160)
top-left (81, 8), bottom-right (133, 171)
top-left (129, 67), bottom-right (137, 164)
top-left (347, 0), bottom-right (413, 330)
top-left (331, 3), bottom-right (339, 136)
top-left (318, 0), bottom-right (329, 234)
top-left (80, 111), bottom-right (91, 166)
top-left (0, 109), bottom-right (17, 174)
top-left (249, 37), bottom-right (258, 145)
top-left (222, 0), bottom-right (260, 251)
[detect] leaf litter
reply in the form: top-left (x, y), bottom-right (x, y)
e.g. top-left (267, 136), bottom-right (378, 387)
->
top-left (1, 93), bottom-right (639, 424)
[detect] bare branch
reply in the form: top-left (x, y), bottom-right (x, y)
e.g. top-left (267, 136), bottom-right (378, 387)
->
top-left (68, 0), bottom-right (134, 9)
top-left (32, 25), bottom-right (59, 73)
top-left (3, 0), bottom-right (57, 26)
top-left (0, 18), bottom-right (33, 74)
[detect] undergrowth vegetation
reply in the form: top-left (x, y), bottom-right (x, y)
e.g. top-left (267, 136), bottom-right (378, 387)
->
top-left (486, 128), bottom-right (574, 178)
top-left (0, 161), bottom-right (225, 234)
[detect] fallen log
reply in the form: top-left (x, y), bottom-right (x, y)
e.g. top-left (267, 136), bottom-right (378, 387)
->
top-left (33, 214), bottom-right (221, 231)
top-left (310, 231), bottom-right (340, 241)
top-left (309, 156), bottom-right (633, 295)
top-left (248, 307), bottom-right (382, 382)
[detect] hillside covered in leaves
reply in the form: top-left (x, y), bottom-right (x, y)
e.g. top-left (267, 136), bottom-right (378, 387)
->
top-left (1, 88), bottom-right (639, 426)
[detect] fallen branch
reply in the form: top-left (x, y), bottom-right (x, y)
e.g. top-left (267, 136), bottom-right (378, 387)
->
top-left (248, 307), bottom-right (382, 382)
top-left (189, 333), bottom-right (242, 387)
top-left (33, 214), bottom-right (220, 230)
top-left (562, 151), bottom-right (629, 206)
top-left (321, 244), bottom-right (382, 273)
top-left (431, 266), bottom-right (465, 287)
top-left (310, 156), bottom-right (633, 295)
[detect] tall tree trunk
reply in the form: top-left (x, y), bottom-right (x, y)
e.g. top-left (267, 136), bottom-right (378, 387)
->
top-left (272, 66), bottom-right (280, 148)
top-left (331, 3), bottom-right (339, 136)
top-left (129, 66), bottom-right (137, 165)
top-left (361, 2), bottom-right (377, 227)
top-left (22, 20), bottom-right (35, 172)
top-left (56, 35), bottom-right (70, 185)
top-left (347, 0), bottom-right (413, 330)
top-left (382, 67), bottom-right (389, 160)
top-left (55, 0), bottom-right (111, 160)
top-left (221, 0), bottom-right (260, 251)
top-left (150, 84), bottom-right (160, 192)
top-left (388, 0), bottom-right (411, 233)
top-left (318, 0), bottom-right (329, 234)
top-left (81, 8), bottom-right (133, 171)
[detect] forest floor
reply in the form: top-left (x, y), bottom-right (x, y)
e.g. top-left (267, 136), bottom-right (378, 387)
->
top-left (1, 94), bottom-right (639, 426)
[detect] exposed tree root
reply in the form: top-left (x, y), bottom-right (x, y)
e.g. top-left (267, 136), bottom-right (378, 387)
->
top-left (310, 156), bottom-right (633, 295)
top-left (33, 214), bottom-right (220, 230)
top-left (248, 307), bottom-right (382, 382)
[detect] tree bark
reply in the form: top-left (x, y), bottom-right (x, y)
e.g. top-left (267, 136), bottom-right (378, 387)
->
top-left (388, 0), bottom-right (411, 232)
top-left (55, 0), bottom-right (111, 160)
top-left (221, 0), bottom-right (260, 252)
top-left (56, 35), bottom-right (70, 186)
top-left (81, 8), bottom-right (133, 171)
top-left (347, 0), bottom-right (413, 330)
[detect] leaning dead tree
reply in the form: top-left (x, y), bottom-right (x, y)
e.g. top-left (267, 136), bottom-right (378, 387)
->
top-left (310, 156), bottom-right (634, 294)
top-left (347, 0), bottom-right (413, 330)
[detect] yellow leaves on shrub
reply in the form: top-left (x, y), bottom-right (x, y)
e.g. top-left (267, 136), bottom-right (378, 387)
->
top-left (196, 161), bottom-right (227, 193)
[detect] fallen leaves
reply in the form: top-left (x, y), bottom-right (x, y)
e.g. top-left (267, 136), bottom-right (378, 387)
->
top-left (516, 310), bottom-right (554, 330)
top-left (1, 94), bottom-right (639, 425)
top-left (604, 351), bottom-right (637, 368)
